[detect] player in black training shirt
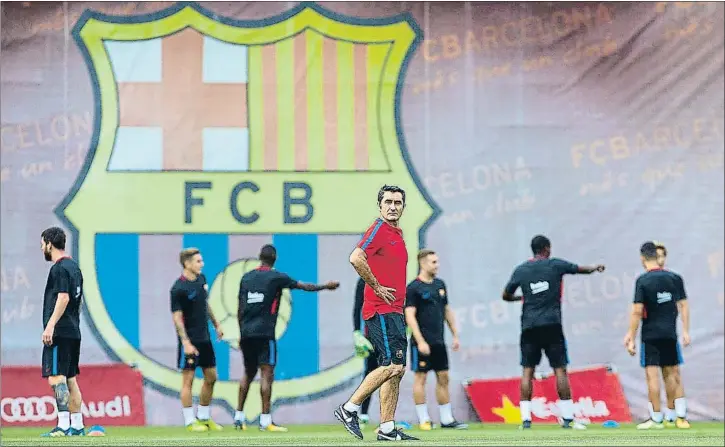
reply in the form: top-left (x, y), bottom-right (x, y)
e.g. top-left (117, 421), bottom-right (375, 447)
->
top-left (405, 249), bottom-right (467, 430)
top-left (623, 242), bottom-right (691, 430)
top-left (234, 244), bottom-right (339, 432)
top-left (170, 248), bottom-right (224, 432)
top-left (502, 235), bottom-right (605, 430)
top-left (39, 227), bottom-right (86, 437)
top-left (352, 277), bottom-right (376, 426)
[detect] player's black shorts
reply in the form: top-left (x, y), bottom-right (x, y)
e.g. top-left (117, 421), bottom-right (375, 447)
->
top-left (240, 337), bottom-right (277, 372)
top-left (520, 324), bottom-right (569, 369)
top-left (365, 313), bottom-right (407, 367)
top-left (365, 347), bottom-right (379, 373)
top-left (177, 340), bottom-right (216, 371)
top-left (641, 338), bottom-right (683, 368)
top-left (42, 337), bottom-right (81, 378)
top-left (410, 343), bottom-right (449, 373)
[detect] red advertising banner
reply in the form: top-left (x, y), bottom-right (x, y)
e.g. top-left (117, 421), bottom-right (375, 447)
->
top-left (464, 366), bottom-right (632, 424)
top-left (0, 364), bottom-right (146, 427)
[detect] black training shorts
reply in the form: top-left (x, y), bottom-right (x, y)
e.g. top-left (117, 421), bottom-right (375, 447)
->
top-left (410, 343), bottom-right (449, 373)
top-left (42, 337), bottom-right (81, 378)
top-left (520, 324), bottom-right (569, 369)
top-left (641, 338), bottom-right (683, 368)
top-left (240, 337), bottom-right (277, 373)
top-left (365, 313), bottom-right (407, 367)
top-left (177, 340), bottom-right (217, 371)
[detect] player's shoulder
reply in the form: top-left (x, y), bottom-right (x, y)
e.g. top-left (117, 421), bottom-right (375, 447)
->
top-left (170, 276), bottom-right (185, 291)
top-left (199, 273), bottom-right (208, 283)
top-left (433, 277), bottom-right (447, 288)
top-left (407, 278), bottom-right (421, 289)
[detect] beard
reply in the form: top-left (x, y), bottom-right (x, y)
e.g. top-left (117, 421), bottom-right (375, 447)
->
top-left (44, 249), bottom-right (52, 261)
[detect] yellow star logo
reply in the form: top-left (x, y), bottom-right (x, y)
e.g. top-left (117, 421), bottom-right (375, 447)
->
top-left (491, 395), bottom-right (522, 424)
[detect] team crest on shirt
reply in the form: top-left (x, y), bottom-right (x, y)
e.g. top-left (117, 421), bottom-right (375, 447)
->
top-left (58, 2), bottom-right (439, 422)
top-left (439, 289), bottom-right (445, 297)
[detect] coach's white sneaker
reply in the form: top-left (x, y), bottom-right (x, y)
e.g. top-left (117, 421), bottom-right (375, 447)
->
top-left (637, 419), bottom-right (665, 430)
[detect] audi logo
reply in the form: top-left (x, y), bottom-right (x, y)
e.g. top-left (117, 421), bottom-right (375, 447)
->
top-left (1, 396), bottom-right (57, 422)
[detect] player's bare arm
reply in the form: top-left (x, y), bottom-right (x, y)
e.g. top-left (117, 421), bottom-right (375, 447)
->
top-left (623, 303), bottom-right (644, 355)
top-left (677, 299), bottom-right (691, 346)
top-left (502, 290), bottom-right (523, 302)
top-left (172, 310), bottom-right (198, 355)
top-left (577, 264), bottom-right (606, 274)
top-left (207, 304), bottom-right (223, 340)
top-left (405, 307), bottom-right (429, 354)
top-left (444, 305), bottom-right (461, 351)
top-left (42, 292), bottom-right (70, 346)
top-left (349, 247), bottom-right (395, 304)
top-left (295, 281), bottom-right (340, 292)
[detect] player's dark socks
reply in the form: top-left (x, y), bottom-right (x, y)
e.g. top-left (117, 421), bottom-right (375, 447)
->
top-left (377, 429), bottom-right (419, 441)
top-left (520, 420), bottom-right (532, 429)
top-left (334, 405), bottom-right (363, 440)
top-left (440, 420), bottom-right (468, 429)
top-left (561, 418), bottom-right (573, 428)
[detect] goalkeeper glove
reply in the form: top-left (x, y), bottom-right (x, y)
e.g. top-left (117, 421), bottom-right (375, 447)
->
top-left (353, 330), bottom-right (373, 358)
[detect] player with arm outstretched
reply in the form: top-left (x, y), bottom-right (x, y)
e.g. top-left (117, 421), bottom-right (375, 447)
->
top-left (234, 244), bottom-right (339, 432)
top-left (502, 235), bottom-right (605, 430)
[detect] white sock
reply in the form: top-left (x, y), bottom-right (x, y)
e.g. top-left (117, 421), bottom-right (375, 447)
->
top-left (559, 399), bottom-right (574, 420)
top-left (343, 401), bottom-right (361, 414)
top-left (70, 412), bottom-right (84, 430)
top-left (520, 400), bottom-right (531, 422)
top-left (260, 413), bottom-right (272, 427)
top-left (57, 411), bottom-right (70, 430)
top-left (652, 411), bottom-right (663, 423)
top-left (415, 404), bottom-right (430, 423)
top-left (380, 420), bottom-right (395, 434)
top-left (439, 403), bottom-right (454, 425)
top-left (197, 405), bottom-right (210, 421)
top-left (648, 401), bottom-right (655, 419)
top-left (665, 407), bottom-right (676, 421)
top-left (674, 398), bottom-right (687, 418)
top-left (235, 410), bottom-right (245, 422)
top-left (182, 407), bottom-right (196, 426)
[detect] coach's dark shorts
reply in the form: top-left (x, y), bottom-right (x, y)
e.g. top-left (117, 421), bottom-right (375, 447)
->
top-left (365, 313), bottom-right (407, 367)
top-left (240, 337), bottom-right (277, 372)
top-left (365, 346), bottom-right (380, 373)
top-left (641, 338), bottom-right (683, 368)
top-left (177, 340), bottom-right (216, 371)
top-left (520, 324), bottom-right (569, 369)
top-left (410, 343), bottom-right (449, 373)
top-left (42, 337), bottom-right (81, 378)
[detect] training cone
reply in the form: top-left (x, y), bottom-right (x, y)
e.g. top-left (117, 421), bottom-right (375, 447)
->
top-left (602, 420), bottom-right (619, 428)
top-left (87, 425), bottom-right (106, 437)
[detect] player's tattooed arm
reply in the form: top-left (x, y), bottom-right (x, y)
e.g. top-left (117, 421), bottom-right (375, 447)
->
top-left (296, 281), bottom-right (340, 292)
top-left (207, 303), bottom-right (219, 328)
top-left (172, 310), bottom-right (190, 342)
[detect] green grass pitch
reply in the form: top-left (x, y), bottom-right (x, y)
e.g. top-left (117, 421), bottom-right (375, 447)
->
top-left (2, 423), bottom-right (724, 446)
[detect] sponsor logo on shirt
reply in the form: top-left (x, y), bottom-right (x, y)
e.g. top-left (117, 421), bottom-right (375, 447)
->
top-left (657, 292), bottom-right (673, 304)
top-left (247, 292), bottom-right (265, 304)
top-left (530, 281), bottom-right (550, 295)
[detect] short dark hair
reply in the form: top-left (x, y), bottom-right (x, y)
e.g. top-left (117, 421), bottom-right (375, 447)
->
top-left (640, 241), bottom-right (659, 260)
top-left (41, 227), bottom-right (66, 250)
top-left (179, 247), bottom-right (200, 267)
top-left (377, 185), bottom-right (406, 206)
top-left (530, 235), bottom-right (550, 256)
top-left (259, 244), bottom-right (277, 266)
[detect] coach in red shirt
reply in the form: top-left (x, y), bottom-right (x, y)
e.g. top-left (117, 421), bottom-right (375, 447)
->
top-left (334, 185), bottom-right (417, 441)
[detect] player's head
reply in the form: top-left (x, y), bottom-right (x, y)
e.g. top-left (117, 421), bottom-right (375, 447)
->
top-left (530, 235), bottom-right (551, 258)
top-left (259, 244), bottom-right (277, 267)
top-left (40, 227), bottom-right (66, 262)
top-left (377, 184), bottom-right (405, 224)
top-left (653, 240), bottom-right (667, 267)
top-left (180, 248), bottom-right (203, 275)
top-left (417, 249), bottom-right (439, 276)
top-left (640, 241), bottom-right (659, 269)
